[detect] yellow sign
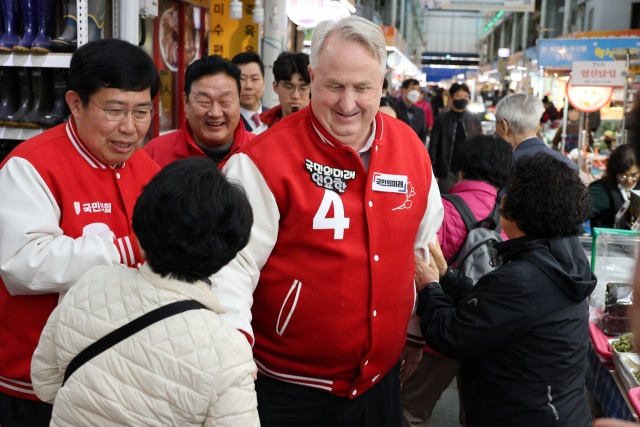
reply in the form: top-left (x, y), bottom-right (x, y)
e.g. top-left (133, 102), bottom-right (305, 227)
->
top-left (209, 0), bottom-right (259, 58)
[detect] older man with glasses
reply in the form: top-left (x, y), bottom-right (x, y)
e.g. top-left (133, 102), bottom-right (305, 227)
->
top-left (144, 55), bottom-right (255, 168)
top-left (253, 52), bottom-right (311, 135)
top-left (212, 16), bottom-right (443, 426)
top-left (0, 39), bottom-right (160, 427)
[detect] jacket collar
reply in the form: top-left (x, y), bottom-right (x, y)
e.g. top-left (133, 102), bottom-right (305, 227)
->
top-left (260, 104), bottom-right (283, 127)
top-left (66, 118), bottom-right (126, 170)
top-left (175, 119), bottom-right (250, 160)
top-left (514, 137), bottom-right (545, 153)
top-left (138, 263), bottom-right (226, 314)
top-left (307, 103), bottom-right (384, 148)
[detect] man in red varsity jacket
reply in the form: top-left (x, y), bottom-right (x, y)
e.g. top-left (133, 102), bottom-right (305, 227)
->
top-left (143, 55), bottom-right (255, 168)
top-left (0, 39), bottom-right (160, 426)
top-left (212, 16), bottom-right (444, 426)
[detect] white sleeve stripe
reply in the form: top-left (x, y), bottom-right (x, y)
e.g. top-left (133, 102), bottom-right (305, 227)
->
top-left (124, 236), bottom-right (135, 265)
top-left (117, 239), bottom-right (128, 265)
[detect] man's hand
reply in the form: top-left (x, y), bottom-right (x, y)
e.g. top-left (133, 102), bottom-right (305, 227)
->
top-left (399, 345), bottom-right (423, 384)
top-left (415, 253), bottom-right (440, 292)
top-left (428, 241), bottom-right (448, 277)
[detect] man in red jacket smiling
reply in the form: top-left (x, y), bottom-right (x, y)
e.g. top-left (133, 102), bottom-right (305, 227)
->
top-left (0, 39), bottom-right (160, 427)
top-left (143, 55), bottom-right (254, 168)
top-left (212, 16), bottom-right (444, 426)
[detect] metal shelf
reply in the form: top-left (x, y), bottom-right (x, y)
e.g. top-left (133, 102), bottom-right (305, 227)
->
top-left (0, 126), bottom-right (45, 140)
top-left (0, 53), bottom-right (72, 68)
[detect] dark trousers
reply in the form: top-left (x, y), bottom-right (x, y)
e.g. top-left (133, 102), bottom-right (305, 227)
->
top-left (256, 360), bottom-right (402, 427)
top-left (0, 391), bottom-right (52, 427)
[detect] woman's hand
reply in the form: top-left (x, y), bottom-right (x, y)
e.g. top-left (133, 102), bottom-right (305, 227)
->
top-left (415, 253), bottom-right (440, 292)
top-left (428, 240), bottom-right (448, 277)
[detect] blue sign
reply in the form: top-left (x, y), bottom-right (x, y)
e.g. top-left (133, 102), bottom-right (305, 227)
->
top-left (538, 38), bottom-right (640, 68)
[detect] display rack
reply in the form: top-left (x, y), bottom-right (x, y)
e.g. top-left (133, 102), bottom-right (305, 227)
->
top-left (0, 0), bottom-right (141, 142)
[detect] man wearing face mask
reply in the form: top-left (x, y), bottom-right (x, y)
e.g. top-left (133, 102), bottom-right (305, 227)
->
top-left (398, 79), bottom-right (428, 144)
top-left (428, 83), bottom-right (482, 193)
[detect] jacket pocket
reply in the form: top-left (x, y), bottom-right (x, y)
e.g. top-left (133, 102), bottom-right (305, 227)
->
top-left (547, 385), bottom-right (560, 424)
top-left (276, 279), bottom-right (302, 336)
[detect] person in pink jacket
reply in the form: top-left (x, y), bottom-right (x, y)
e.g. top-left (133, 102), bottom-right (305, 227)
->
top-left (402, 134), bottom-right (514, 427)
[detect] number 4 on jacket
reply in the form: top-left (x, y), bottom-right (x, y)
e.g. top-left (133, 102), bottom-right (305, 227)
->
top-left (313, 189), bottom-right (350, 239)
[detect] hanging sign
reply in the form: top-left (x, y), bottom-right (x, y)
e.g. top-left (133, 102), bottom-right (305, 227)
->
top-left (423, 0), bottom-right (534, 12)
top-left (286, 0), bottom-right (331, 28)
top-left (566, 77), bottom-right (614, 113)
top-left (209, 0), bottom-right (259, 58)
top-left (571, 61), bottom-right (626, 86)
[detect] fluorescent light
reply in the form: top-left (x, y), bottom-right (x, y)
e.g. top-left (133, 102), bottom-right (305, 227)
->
top-left (457, 73), bottom-right (465, 79)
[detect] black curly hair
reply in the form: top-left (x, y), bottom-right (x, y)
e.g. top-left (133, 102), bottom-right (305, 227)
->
top-left (501, 153), bottom-right (591, 238)
top-left (133, 158), bottom-right (253, 283)
top-left (455, 134), bottom-right (514, 189)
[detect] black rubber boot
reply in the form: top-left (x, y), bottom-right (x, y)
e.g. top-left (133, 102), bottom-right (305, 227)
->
top-left (40, 68), bottom-right (69, 128)
top-left (14, 0), bottom-right (36, 52)
top-left (87, 0), bottom-right (105, 42)
top-left (31, 0), bottom-right (56, 52)
top-left (0, 68), bottom-right (20, 125)
top-left (21, 67), bottom-right (53, 127)
top-left (0, 0), bottom-right (21, 51)
top-left (0, 139), bottom-right (21, 163)
top-left (5, 67), bottom-right (32, 126)
top-left (51, 0), bottom-right (75, 53)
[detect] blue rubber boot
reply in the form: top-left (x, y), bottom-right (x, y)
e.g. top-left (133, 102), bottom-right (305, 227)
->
top-left (31, 0), bottom-right (55, 52)
top-left (0, 0), bottom-right (21, 52)
top-left (87, 0), bottom-right (105, 42)
top-left (51, 0), bottom-right (74, 52)
top-left (14, 0), bottom-right (36, 52)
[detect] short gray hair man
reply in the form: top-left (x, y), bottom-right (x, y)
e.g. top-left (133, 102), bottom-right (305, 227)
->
top-left (494, 94), bottom-right (544, 148)
top-left (310, 16), bottom-right (387, 77)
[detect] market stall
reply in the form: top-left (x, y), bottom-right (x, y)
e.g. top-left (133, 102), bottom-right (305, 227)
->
top-left (587, 228), bottom-right (640, 421)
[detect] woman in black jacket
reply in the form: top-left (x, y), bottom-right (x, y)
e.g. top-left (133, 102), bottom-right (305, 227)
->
top-left (589, 144), bottom-right (639, 229)
top-left (415, 153), bottom-right (596, 427)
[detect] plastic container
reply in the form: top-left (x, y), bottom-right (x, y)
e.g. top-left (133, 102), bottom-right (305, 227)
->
top-left (589, 228), bottom-right (640, 325)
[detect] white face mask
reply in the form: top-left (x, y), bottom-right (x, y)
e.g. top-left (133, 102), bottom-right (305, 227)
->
top-left (406, 90), bottom-right (420, 103)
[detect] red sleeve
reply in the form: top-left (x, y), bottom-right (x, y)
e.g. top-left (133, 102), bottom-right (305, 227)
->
top-left (115, 232), bottom-right (142, 267)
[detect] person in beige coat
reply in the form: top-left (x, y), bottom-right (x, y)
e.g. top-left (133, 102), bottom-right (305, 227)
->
top-left (31, 158), bottom-right (259, 427)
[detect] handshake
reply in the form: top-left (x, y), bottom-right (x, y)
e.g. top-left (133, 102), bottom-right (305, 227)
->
top-left (414, 239), bottom-right (448, 293)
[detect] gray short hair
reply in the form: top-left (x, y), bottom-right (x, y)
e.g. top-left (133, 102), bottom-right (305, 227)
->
top-left (309, 16), bottom-right (387, 76)
top-left (495, 94), bottom-right (545, 135)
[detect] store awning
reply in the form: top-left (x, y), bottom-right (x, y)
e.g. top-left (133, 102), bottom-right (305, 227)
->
top-left (423, 66), bottom-right (478, 82)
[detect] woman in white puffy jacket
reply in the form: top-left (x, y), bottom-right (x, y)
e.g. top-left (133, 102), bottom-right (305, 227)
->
top-left (31, 158), bottom-right (259, 427)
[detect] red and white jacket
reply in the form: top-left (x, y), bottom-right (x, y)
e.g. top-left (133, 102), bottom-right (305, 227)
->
top-left (0, 120), bottom-right (159, 400)
top-left (214, 105), bottom-right (443, 398)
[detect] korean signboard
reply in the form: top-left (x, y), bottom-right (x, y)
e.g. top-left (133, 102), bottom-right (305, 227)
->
top-left (423, 0), bottom-right (534, 12)
top-left (538, 38), bottom-right (640, 68)
top-left (210, 0), bottom-right (259, 58)
top-left (566, 78), bottom-right (614, 113)
top-left (571, 61), bottom-right (626, 86)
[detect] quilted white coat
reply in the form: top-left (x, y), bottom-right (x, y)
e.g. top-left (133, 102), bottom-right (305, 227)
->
top-left (31, 264), bottom-right (260, 427)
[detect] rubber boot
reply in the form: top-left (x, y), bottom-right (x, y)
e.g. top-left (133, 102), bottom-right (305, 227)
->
top-left (87, 0), bottom-right (105, 42)
top-left (40, 68), bottom-right (69, 128)
top-left (21, 67), bottom-right (52, 127)
top-left (0, 0), bottom-right (21, 51)
top-left (51, 0), bottom-right (74, 52)
top-left (0, 5), bottom-right (6, 40)
top-left (5, 67), bottom-right (32, 126)
top-left (31, 0), bottom-right (55, 52)
top-left (0, 139), bottom-right (21, 163)
top-left (0, 68), bottom-right (20, 125)
top-left (13, 0), bottom-right (36, 52)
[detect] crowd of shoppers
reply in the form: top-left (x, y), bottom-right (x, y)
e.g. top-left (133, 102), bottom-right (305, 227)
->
top-left (1, 14), bottom-right (639, 427)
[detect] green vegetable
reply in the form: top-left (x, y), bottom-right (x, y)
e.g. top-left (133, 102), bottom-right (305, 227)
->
top-left (613, 333), bottom-right (636, 353)
top-left (634, 370), bottom-right (640, 383)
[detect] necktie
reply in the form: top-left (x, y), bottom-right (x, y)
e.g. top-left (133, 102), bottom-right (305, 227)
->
top-left (252, 113), bottom-right (261, 128)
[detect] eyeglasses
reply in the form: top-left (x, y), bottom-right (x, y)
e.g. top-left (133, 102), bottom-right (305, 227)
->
top-left (279, 82), bottom-right (310, 95)
top-left (90, 100), bottom-right (156, 123)
top-left (617, 173), bottom-right (640, 182)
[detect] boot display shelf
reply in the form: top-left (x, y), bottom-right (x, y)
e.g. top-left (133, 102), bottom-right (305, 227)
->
top-left (0, 52), bottom-right (71, 68)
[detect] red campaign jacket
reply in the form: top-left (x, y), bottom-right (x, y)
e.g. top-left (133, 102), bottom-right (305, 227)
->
top-left (143, 119), bottom-right (255, 169)
top-left (0, 120), bottom-right (159, 400)
top-left (259, 104), bottom-right (284, 129)
top-left (215, 105), bottom-right (443, 398)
